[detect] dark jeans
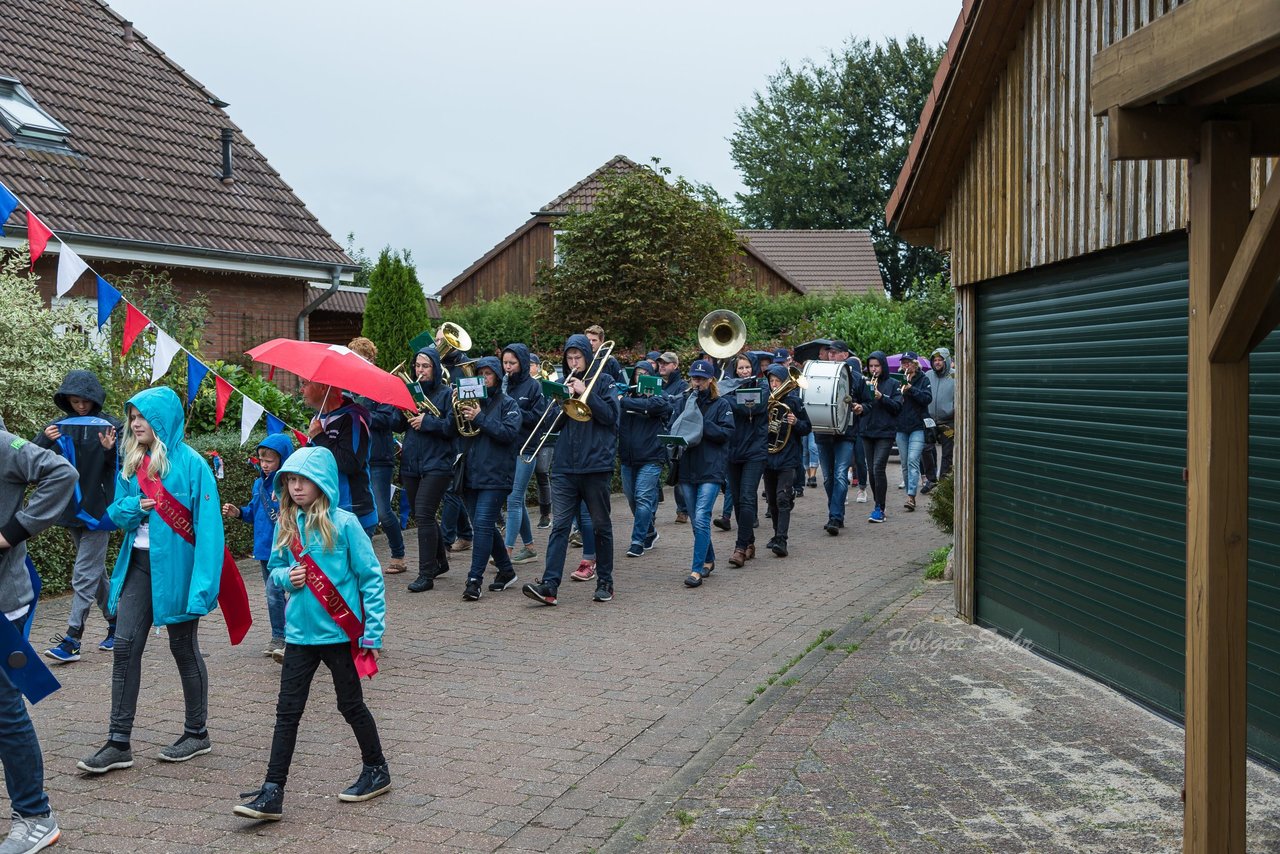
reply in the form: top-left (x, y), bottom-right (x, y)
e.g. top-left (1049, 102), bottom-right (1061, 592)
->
top-left (265, 642), bottom-right (384, 787)
top-left (863, 437), bottom-right (895, 512)
top-left (726, 458), bottom-right (765, 550)
top-left (763, 467), bottom-right (796, 542)
top-left (441, 486), bottom-right (473, 544)
top-left (852, 437), bottom-right (868, 488)
top-left (542, 472), bottom-right (613, 592)
top-left (259, 560), bottom-right (286, 640)
top-left (463, 488), bottom-right (513, 583)
top-left (1, 613), bottom-right (48, 817)
top-left (921, 424), bottom-right (955, 483)
top-left (404, 473), bottom-right (450, 578)
top-left (109, 550), bottom-right (207, 741)
top-left (369, 464), bottom-right (405, 559)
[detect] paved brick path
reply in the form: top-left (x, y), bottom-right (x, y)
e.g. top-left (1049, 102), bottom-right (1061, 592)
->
top-left (24, 461), bottom-right (1280, 852)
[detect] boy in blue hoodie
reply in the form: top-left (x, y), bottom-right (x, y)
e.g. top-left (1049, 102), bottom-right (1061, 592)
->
top-left (234, 446), bottom-right (388, 822)
top-left (223, 433), bottom-right (294, 660)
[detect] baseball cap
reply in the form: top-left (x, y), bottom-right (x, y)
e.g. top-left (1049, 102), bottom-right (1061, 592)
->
top-left (829, 339), bottom-right (851, 353)
top-left (529, 353), bottom-right (541, 365)
top-left (646, 350), bottom-right (661, 362)
top-left (689, 359), bottom-right (716, 379)
top-left (658, 351), bottom-right (679, 364)
top-left (902, 350), bottom-right (919, 362)
top-left (774, 348), bottom-right (790, 361)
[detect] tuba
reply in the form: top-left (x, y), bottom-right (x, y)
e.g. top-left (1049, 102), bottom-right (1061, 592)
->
top-left (434, 321), bottom-right (472, 383)
top-left (766, 364), bottom-right (808, 454)
top-left (697, 309), bottom-right (747, 361)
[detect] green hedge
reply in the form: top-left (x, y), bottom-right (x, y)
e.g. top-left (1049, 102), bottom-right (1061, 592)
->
top-left (440, 296), bottom-right (544, 359)
top-left (926, 471), bottom-right (954, 535)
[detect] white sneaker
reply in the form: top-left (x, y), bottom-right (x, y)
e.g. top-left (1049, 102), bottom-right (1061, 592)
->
top-left (856, 490), bottom-right (868, 503)
top-left (897, 480), bottom-right (905, 489)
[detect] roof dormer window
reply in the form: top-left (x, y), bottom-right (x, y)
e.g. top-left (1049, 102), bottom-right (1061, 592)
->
top-left (0, 76), bottom-right (71, 147)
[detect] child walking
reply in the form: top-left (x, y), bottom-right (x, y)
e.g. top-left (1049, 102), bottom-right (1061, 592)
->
top-left (235, 446), bottom-right (388, 821)
top-left (36, 370), bottom-right (121, 663)
top-left (78, 386), bottom-right (226, 774)
top-left (222, 433), bottom-right (294, 661)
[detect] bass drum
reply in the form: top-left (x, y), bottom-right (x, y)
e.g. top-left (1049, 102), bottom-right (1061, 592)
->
top-left (801, 361), bottom-right (851, 435)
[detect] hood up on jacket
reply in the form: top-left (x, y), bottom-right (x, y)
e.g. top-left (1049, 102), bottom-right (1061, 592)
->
top-left (866, 350), bottom-right (889, 379)
top-left (765, 364), bottom-right (791, 385)
top-left (930, 347), bottom-right (953, 378)
top-left (54, 370), bottom-right (107, 416)
top-left (472, 355), bottom-right (503, 384)
top-left (256, 432), bottom-right (295, 471)
top-left (561, 334), bottom-right (595, 378)
top-left (502, 343), bottom-right (532, 380)
top-left (415, 345), bottom-right (444, 393)
top-left (127, 386), bottom-right (186, 448)
top-left (275, 445), bottom-right (341, 510)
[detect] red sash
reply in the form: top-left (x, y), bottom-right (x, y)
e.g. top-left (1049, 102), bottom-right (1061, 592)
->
top-left (288, 537), bottom-right (378, 679)
top-left (136, 456), bottom-right (252, 645)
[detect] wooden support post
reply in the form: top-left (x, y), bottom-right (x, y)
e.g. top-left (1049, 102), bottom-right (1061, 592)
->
top-left (954, 285), bottom-right (976, 622)
top-left (1184, 120), bottom-right (1252, 854)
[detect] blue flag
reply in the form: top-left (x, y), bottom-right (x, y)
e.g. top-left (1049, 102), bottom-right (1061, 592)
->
top-left (187, 355), bottom-right (210, 404)
top-left (96, 276), bottom-right (123, 328)
top-left (265, 413), bottom-right (286, 435)
top-left (0, 183), bottom-right (17, 234)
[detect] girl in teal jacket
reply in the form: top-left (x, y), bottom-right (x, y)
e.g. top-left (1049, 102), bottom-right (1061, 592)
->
top-left (78, 386), bottom-right (225, 775)
top-left (235, 446), bottom-right (389, 822)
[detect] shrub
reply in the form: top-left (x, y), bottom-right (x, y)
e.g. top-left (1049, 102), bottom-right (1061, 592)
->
top-left (810, 292), bottom-right (920, 360)
top-left (927, 470), bottom-right (954, 535)
top-left (27, 527), bottom-right (123, 598)
top-left (442, 295), bottom-right (541, 359)
top-left (185, 362), bottom-right (311, 437)
top-left (186, 428), bottom-right (287, 558)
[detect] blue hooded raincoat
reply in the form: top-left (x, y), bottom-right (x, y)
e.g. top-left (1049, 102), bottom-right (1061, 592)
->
top-left (236, 432), bottom-right (295, 561)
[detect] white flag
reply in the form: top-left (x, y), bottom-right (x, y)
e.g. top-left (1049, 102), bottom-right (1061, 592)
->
top-left (240, 397), bottom-right (265, 446)
top-left (56, 247), bottom-right (89, 297)
top-left (150, 331), bottom-right (182, 384)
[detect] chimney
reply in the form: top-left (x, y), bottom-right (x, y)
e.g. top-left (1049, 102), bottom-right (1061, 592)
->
top-left (220, 128), bottom-right (234, 185)
top-left (122, 21), bottom-right (136, 44)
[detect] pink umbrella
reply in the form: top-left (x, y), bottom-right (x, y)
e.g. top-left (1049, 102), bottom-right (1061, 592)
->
top-left (887, 352), bottom-right (930, 373)
top-left (246, 339), bottom-right (416, 410)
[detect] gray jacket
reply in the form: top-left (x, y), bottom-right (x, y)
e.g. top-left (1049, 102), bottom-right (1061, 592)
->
top-left (0, 417), bottom-right (80, 614)
top-left (927, 348), bottom-right (956, 424)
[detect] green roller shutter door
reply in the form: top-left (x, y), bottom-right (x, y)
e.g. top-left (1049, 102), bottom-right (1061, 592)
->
top-left (974, 237), bottom-right (1280, 765)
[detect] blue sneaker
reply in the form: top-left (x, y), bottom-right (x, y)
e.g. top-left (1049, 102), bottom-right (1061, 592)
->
top-left (869, 508), bottom-right (886, 523)
top-left (44, 635), bottom-right (81, 664)
top-left (98, 625), bottom-right (116, 652)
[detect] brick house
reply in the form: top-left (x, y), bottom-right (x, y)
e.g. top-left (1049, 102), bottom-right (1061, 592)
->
top-left (0, 0), bottom-right (357, 359)
top-left (435, 155), bottom-right (884, 308)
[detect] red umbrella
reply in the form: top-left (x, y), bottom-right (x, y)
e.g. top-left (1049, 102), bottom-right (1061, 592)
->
top-left (246, 339), bottom-right (416, 410)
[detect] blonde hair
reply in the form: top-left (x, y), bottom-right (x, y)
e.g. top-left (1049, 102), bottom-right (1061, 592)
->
top-left (122, 407), bottom-right (170, 481)
top-left (274, 474), bottom-right (338, 554)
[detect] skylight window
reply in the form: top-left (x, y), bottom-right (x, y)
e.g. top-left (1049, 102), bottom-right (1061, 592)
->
top-left (0, 76), bottom-right (70, 146)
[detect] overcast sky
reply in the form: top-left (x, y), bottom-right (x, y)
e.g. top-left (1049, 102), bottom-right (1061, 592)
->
top-left (108, 0), bottom-right (959, 295)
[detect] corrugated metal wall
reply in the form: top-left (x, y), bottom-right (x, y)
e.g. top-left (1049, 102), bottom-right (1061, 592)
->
top-left (936, 0), bottom-right (1275, 287)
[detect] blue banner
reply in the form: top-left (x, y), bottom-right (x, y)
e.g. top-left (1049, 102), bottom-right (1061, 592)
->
top-left (0, 182), bottom-right (17, 235)
top-left (187, 355), bottom-right (210, 404)
top-left (96, 276), bottom-right (122, 328)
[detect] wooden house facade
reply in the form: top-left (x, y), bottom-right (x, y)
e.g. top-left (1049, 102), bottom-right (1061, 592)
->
top-left (887, 0), bottom-right (1280, 848)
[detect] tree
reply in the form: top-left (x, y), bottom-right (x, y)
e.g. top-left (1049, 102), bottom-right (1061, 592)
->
top-left (535, 160), bottom-right (743, 348)
top-left (730, 36), bottom-right (948, 299)
top-left (361, 248), bottom-right (431, 371)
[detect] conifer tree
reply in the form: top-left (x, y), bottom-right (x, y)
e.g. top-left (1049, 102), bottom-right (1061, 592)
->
top-left (361, 248), bottom-right (430, 371)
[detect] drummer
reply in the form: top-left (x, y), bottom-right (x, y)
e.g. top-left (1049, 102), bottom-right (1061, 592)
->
top-left (813, 339), bottom-right (865, 537)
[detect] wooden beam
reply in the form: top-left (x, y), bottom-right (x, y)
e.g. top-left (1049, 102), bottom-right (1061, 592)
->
top-left (1185, 121), bottom-right (1252, 854)
top-left (1246, 285), bottom-right (1280, 354)
top-left (954, 284), bottom-right (976, 622)
top-left (1107, 104), bottom-right (1280, 161)
top-left (897, 227), bottom-right (937, 247)
top-left (1182, 46), bottom-right (1280, 106)
top-left (1091, 0), bottom-right (1280, 115)
top-left (1210, 169), bottom-right (1280, 361)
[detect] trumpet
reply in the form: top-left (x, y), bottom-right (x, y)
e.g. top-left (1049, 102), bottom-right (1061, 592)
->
top-left (392, 360), bottom-right (442, 418)
top-left (452, 360), bottom-right (482, 438)
top-left (766, 365), bottom-right (808, 454)
top-left (520, 340), bottom-right (616, 462)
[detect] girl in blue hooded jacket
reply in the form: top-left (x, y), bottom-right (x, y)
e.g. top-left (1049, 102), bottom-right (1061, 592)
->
top-left (78, 386), bottom-right (225, 776)
top-left (235, 446), bottom-right (388, 822)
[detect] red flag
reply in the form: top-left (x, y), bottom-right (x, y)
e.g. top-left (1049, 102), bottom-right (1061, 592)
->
top-left (293, 429), bottom-right (309, 448)
top-left (121, 303), bottom-right (150, 356)
top-left (214, 375), bottom-right (233, 427)
top-left (26, 212), bottom-right (53, 267)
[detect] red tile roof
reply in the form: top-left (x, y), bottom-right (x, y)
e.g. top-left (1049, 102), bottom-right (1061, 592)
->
top-left (0, 0), bottom-right (353, 270)
top-left (736, 229), bottom-right (884, 296)
top-left (540, 155), bottom-right (641, 213)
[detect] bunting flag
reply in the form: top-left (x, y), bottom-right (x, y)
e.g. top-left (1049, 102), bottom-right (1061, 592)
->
top-left (150, 331), bottom-right (182, 384)
top-left (0, 184), bottom-right (17, 234)
top-left (293, 429), bottom-right (309, 448)
top-left (26, 212), bottom-right (53, 268)
top-left (55, 246), bottom-right (89, 297)
top-left (95, 276), bottom-right (122, 328)
top-left (214, 375), bottom-right (234, 427)
top-left (186, 355), bottom-right (210, 405)
top-left (265, 413), bottom-right (286, 435)
top-left (121, 303), bottom-right (150, 356)
top-left (240, 398), bottom-right (265, 446)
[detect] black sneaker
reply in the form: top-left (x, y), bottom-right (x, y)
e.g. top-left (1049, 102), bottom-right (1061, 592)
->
top-left (807, 476), bottom-right (818, 488)
top-left (77, 741), bottom-right (133, 774)
top-left (463, 579), bottom-right (482, 601)
top-left (921, 480), bottom-right (936, 495)
top-left (338, 763), bottom-right (391, 802)
top-left (770, 540), bottom-right (789, 557)
top-left (408, 574), bottom-right (434, 592)
top-left (824, 518), bottom-right (840, 536)
top-left (489, 569), bottom-right (518, 592)
top-left (713, 515), bottom-right (731, 531)
top-left (537, 512), bottom-right (551, 529)
top-left (522, 580), bottom-right (557, 606)
top-left (643, 531), bottom-right (660, 550)
top-left (625, 544), bottom-right (644, 558)
top-left (158, 732), bottom-right (211, 763)
top-left (234, 782), bottom-right (283, 821)
top-left (593, 584), bottom-right (614, 603)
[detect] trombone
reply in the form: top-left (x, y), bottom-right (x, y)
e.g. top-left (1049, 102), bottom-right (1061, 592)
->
top-left (520, 340), bottom-right (616, 463)
top-left (766, 364), bottom-right (808, 454)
